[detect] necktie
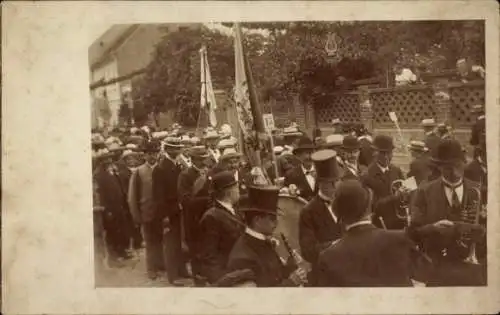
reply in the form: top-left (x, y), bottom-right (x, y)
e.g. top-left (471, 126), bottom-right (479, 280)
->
top-left (444, 181), bottom-right (462, 209)
top-left (305, 169), bottom-right (316, 177)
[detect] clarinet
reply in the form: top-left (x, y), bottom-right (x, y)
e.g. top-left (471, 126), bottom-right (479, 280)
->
top-left (280, 233), bottom-right (305, 268)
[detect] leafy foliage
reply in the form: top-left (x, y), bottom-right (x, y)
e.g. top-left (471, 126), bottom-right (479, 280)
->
top-left (132, 21), bottom-right (484, 126)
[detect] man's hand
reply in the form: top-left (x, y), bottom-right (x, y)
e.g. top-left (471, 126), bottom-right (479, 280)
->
top-left (289, 267), bottom-right (308, 286)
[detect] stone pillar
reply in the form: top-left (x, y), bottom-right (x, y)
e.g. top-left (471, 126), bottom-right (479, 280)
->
top-left (432, 78), bottom-right (452, 125)
top-left (358, 86), bottom-right (374, 133)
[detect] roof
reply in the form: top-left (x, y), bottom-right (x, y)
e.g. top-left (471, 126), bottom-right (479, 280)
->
top-left (88, 24), bottom-right (140, 70)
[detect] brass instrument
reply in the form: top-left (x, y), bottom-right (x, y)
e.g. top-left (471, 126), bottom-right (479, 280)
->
top-left (456, 186), bottom-right (482, 265)
top-left (390, 179), bottom-right (411, 226)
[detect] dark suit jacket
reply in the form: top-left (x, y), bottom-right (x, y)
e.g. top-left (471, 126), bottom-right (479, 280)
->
top-left (178, 166), bottom-right (211, 248)
top-left (94, 166), bottom-right (128, 218)
top-left (277, 154), bottom-right (301, 176)
top-left (227, 233), bottom-right (295, 287)
top-left (284, 166), bottom-right (316, 201)
top-left (152, 156), bottom-right (181, 219)
top-left (361, 163), bottom-right (405, 229)
top-left (407, 157), bottom-right (431, 186)
top-left (196, 202), bottom-right (245, 283)
top-left (299, 196), bottom-right (343, 265)
top-left (341, 164), bottom-right (368, 181)
top-left (409, 178), bottom-right (483, 261)
top-left (315, 224), bottom-right (414, 287)
top-left (470, 117), bottom-right (485, 146)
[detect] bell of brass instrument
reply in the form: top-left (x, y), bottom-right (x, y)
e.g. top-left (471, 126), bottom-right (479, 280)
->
top-left (391, 179), bottom-right (411, 226)
top-left (459, 186), bottom-right (482, 265)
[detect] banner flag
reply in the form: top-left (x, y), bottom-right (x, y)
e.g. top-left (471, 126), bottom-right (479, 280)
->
top-left (199, 45), bottom-right (218, 127)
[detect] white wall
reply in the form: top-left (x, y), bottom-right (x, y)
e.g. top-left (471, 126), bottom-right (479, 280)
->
top-left (91, 58), bottom-right (122, 127)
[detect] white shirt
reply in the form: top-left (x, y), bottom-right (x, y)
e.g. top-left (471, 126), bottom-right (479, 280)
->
top-left (209, 148), bottom-right (221, 161)
top-left (216, 199), bottom-right (236, 216)
top-left (301, 165), bottom-right (316, 190)
top-left (377, 163), bottom-right (389, 174)
top-left (234, 170), bottom-right (239, 181)
top-left (318, 191), bottom-right (337, 223)
top-left (442, 178), bottom-right (464, 206)
top-left (345, 219), bottom-right (372, 231)
top-left (245, 227), bottom-right (267, 241)
top-left (345, 162), bottom-right (358, 177)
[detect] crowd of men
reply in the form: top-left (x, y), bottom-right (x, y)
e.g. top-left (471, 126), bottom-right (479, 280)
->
top-left (92, 103), bottom-right (487, 287)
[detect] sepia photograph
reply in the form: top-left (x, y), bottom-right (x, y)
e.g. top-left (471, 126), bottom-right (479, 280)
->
top-left (90, 20), bottom-right (488, 288)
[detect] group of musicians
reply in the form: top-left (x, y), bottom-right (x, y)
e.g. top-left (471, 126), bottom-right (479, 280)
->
top-left (92, 104), bottom-right (487, 287)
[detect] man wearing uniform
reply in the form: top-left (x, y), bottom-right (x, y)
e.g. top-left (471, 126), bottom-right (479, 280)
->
top-left (422, 118), bottom-right (440, 154)
top-left (177, 146), bottom-right (212, 276)
top-left (299, 150), bottom-right (343, 267)
top-left (315, 180), bottom-right (416, 287)
top-left (226, 185), bottom-right (308, 287)
top-left (284, 136), bottom-right (317, 201)
top-left (407, 140), bottom-right (431, 186)
top-left (152, 137), bottom-right (188, 284)
top-left (409, 139), bottom-right (486, 286)
top-left (196, 171), bottom-right (245, 284)
top-left (361, 135), bottom-right (409, 230)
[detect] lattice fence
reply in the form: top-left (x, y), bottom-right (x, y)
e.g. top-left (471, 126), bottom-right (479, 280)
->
top-left (315, 93), bottom-right (361, 126)
top-left (371, 87), bottom-right (436, 128)
top-left (450, 82), bottom-right (485, 127)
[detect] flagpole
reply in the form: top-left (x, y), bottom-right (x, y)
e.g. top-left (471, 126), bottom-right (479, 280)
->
top-left (196, 46), bottom-right (207, 135)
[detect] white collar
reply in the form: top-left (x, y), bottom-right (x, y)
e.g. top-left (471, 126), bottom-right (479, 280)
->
top-left (377, 163), bottom-right (389, 173)
top-left (478, 115), bottom-right (485, 120)
top-left (301, 164), bottom-right (315, 173)
top-left (346, 220), bottom-right (372, 231)
top-left (216, 199), bottom-right (236, 215)
top-left (245, 227), bottom-right (267, 241)
top-left (318, 191), bottom-right (332, 203)
top-left (442, 177), bottom-right (463, 188)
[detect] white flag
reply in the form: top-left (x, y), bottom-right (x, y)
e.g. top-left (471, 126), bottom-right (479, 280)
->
top-left (200, 45), bottom-right (217, 127)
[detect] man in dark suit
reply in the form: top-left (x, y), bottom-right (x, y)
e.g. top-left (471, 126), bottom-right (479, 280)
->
top-left (177, 145), bottom-right (212, 275)
top-left (299, 149), bottom-right (343, 266)
top-left (421, 118), bottom-right (440, 154)
top-left (196, 171), bottom-right (245, 284)
top-left (226, 185), bottom-right (308, 287)
top-left (284, 136), bottom-right (317, 201)
top-left (407, 140), bottom-right (431, 186)
top-left (94, 148), bottom-right (131, 267)
top-left (152, 137), bottom-right (187, 284)
top-left (340, 135), bottom-right (367, 180)
top-left (315, 180), bottom-right (416, 287)
top-left (357, 134), bottom-right (374, 167)
top-left (361, 135), bottom-right (409, 230)
top-left (409, 139), bottom-right (486, 286)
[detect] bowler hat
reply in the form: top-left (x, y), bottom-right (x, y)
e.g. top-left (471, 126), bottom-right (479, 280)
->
top-left (293, 136), bottom-right (315, 154)
top-left (189, 145), bottom-right (210, 159)
top-left (239, 185), bottom-right (280, 215)
top-left (333, 179), bottom-right (372, 222)
top-left (220, 147), bottom-right (242, 161)
top-left (372, 135), bottom-right (395, 152)
top-left (342, 135), bottom-right (360, 151)
top-left (430, 139), bottom-right (464, 165)
top-left (311, 149), bottom-right (339, 182)
top-left (211, 170), bottom-right (238, 192)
